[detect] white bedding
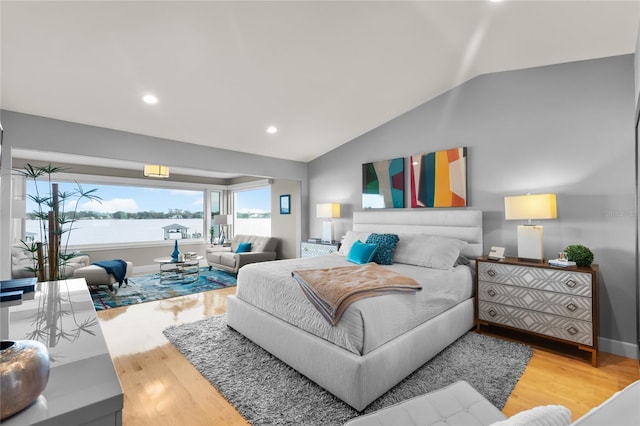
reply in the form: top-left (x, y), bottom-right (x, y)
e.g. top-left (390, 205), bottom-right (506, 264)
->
top-left (235, 254), bottom-right (474, 355)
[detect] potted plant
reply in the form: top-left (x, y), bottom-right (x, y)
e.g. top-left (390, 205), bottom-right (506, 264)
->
top-left (564, 244), bottom-right (594, 267)
top-left (15, 163), bottom-right (101, 281)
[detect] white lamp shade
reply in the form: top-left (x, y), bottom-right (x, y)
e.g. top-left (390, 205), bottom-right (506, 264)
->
top-left (316, 203), bottom-right (341, 219)
top-left (143, 164), bottom-right (170, 178)
top-left (504, 194), bottom-right (557, 221)
top-left (214, 215), bottom-right (229, 225)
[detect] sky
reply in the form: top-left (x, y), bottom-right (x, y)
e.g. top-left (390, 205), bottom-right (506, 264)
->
top-left (26, 181), bottom-right (271, 214)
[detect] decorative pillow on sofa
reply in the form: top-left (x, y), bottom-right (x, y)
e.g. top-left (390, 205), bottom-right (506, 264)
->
top-left (235, 242), bottom-right (252, 253)
top-left (394, 234), bottom-right (467, 270)
top-left (338, 231), bottom-right (371, 256)
top-left (347, 240), bottom-right (378, 265)
top-left (365, 233), bottom-right (399, 265)
top-left (490, 405), bottom-right (571, 426)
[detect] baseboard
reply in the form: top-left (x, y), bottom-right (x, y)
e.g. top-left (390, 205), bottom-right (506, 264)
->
top-left (599, 336), bottom-right (639, 359)
top-left (134, 265), bottom-right (158, 274)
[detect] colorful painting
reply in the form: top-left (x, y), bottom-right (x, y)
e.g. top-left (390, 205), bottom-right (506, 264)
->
top-left (410, 147), bottom-right (467, 208)
top-left (362, 157), bottom-right (405, 209)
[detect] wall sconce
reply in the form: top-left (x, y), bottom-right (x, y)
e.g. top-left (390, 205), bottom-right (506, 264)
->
top-left (504, 193), bottom-right (557, 261)
top-left (316, 203), bottom-right (341, 244)
top-left (143, 164), bottom-right (169, 178)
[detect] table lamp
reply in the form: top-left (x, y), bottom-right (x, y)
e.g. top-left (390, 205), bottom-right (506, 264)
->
top-left (316, 203), bottom-right (341, 243)
top-left (214, 214), bottom-right (230, 244)
top-left (504, 193), bottom-right (557, 261)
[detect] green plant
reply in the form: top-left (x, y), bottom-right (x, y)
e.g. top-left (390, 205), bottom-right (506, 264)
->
top-left (564, 244), bottom-right (594, 267)
top-left (14, 163), bottom-right (101, 280)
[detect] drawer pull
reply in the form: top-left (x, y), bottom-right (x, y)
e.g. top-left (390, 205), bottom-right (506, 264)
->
top-left (488, 309), bottom-right (497, 317)
top-left (487, 289), bottom-right (497, 297)
top-left (567, 326), bottom-right (579, 336)
top-left (566, 303), bottom-right (578, 312)
top-left (487, 269), bottom-right (496, 277)
top-left (565, 279), bottom-right (577, 289)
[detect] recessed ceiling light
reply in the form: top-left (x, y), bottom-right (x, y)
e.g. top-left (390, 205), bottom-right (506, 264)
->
top-left (143, 94), bottom-right (158, 104)
top-left (266, 126), bottom-right (278, 134)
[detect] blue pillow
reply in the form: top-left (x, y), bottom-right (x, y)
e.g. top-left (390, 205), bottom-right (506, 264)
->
top-left (365, 233), bottom-right (399, 265)
top-left (235, 242), bottom-right (252, 253)
top-left (347, 240), bottom-right (378, 264)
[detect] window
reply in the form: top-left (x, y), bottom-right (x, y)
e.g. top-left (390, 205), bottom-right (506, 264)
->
top-left (210, 190), bottom-right (221, 242)
top-left (24, 180), bottom-right (207, 246)
top-left (233, 187), bottom-right (271, 236)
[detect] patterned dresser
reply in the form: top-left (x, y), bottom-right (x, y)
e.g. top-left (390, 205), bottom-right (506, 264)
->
top-left (300, 241), bottom-right (341, 258)
top-left (475, 256), bottom-right (599, 366)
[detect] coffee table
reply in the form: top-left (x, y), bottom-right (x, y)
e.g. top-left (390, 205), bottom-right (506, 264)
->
top-left (153, 256), bottom-right (204, 284)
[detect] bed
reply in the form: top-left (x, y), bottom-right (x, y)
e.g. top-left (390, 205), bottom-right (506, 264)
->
top-left (226, 209), bottom-right (483, 411)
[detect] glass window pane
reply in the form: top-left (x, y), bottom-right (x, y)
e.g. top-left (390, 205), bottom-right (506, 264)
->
top-left (25, 180), bottom-right (205, 246)
top-left (233, 187), bottom-right (271, 236)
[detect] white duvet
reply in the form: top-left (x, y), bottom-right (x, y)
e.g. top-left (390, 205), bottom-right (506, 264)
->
top-left (235, 255), bottom-right (473, 355)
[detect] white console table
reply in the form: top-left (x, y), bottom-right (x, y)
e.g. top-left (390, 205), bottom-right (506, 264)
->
top-left (1, 278), bottom-right (123, 426)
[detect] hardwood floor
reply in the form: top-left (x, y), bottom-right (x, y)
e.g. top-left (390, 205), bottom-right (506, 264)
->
top-left (97, 289), bottom-right (639, 425)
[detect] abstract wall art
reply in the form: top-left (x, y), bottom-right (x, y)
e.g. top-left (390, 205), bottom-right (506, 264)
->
top-left (410, 147), bottom-right (467, 208)
top-left (362, 157), bottom-right (405, 209)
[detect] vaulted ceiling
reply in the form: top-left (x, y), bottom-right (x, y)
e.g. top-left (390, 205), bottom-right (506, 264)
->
top-left (2, 1), bottom-right (639, 163)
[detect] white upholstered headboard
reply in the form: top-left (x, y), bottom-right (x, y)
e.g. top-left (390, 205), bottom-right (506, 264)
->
top-left (352, 209), bottom-right (483, 258)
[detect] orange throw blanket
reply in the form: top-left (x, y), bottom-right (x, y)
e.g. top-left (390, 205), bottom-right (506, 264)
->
top-left (292, 263), bottom-right (421, 325)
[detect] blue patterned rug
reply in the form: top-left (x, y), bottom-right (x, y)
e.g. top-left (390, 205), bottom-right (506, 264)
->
top-left (90, 267), bottom-right (237, 310)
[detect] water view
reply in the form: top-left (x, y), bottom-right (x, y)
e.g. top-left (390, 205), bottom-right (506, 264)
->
top-left (25, 218), bottom-right (270, 246)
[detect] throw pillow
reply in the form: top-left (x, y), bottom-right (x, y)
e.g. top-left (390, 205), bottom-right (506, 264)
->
top-left (394, 234), bottom-right (467, 270)
top-left (490, 405), bottom-right (571, 426)
top-left (338, 231), bottom-right (371, 256)
top-left (346, 240), bottom-right (378, 264)
top-left (235, 242), bottom-right (252, 253)
top-left (365, 233), bottom-right (399, 265)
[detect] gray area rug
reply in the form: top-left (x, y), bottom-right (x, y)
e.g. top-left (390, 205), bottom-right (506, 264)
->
top-left (164, 314), bottom-right (532, 425)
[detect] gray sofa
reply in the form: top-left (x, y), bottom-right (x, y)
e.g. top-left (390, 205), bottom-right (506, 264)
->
top-left (206, 234), bottom-right (278, 274)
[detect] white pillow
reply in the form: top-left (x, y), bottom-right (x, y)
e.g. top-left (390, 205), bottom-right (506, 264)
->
top-left (393, 234), bottom-right (467, 270)
top-left (490, 405), bottom-right (571, 426)
top-left (337, 231), bottom-right (371, 256)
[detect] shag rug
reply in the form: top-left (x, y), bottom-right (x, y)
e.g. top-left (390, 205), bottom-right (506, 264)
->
top-left (91, 267), bottom-right (236, 310)
top-left (164, 314), bottom-right (533, 425)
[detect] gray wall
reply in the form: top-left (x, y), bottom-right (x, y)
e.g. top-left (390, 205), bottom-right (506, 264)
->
top-left (271, 178), bottom-right (302, 259)
top-left (308, 55), bottom-right (637, 354)
top-left (0, 110), bottom-right (309, 277)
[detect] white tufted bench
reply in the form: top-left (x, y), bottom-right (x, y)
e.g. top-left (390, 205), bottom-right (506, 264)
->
top-left (345, 381), bottom-right (506, 426)
top-left (345, 379), bottom-right (640, 426)
top-left (73, 261), bottom-right (133, 292)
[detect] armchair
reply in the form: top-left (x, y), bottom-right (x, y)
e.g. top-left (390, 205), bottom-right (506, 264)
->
top-left (11, 244), bottom-right (90, 280)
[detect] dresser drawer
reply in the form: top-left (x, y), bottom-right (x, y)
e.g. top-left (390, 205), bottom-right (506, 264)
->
top-left (478, 302), bottom-right (593, 345)
top-left (478, 281), bottom-right (592, 321)
top-left (301, 242), bottom-right (340, 258)
top-left (477, 262), bottom-right (592, 297)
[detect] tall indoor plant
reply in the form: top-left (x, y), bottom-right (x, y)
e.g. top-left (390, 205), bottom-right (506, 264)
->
top-left (15, 163), bottom-right (101, 281)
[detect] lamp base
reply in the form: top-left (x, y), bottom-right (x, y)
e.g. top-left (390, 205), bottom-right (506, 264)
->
top-left (516, 225), bottom-right (544, 261)
top-left (321, 221), bottom-right (334, 244)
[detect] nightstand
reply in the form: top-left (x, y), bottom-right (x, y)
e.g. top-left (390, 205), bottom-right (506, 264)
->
top-left (300, 241), bottom-right (340, 258)
top-left (475, 256), bottom-right (599, 366)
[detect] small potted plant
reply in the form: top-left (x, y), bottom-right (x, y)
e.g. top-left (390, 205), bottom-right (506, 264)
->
top-left (564, 244), bottom-right (594, 267)
top-left (209, 226), bottom-right (215, 245)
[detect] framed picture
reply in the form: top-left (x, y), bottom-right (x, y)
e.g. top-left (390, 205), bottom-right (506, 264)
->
top-left (280, 194), bottom-right (291, 214)
top-left (362, 157), bottom-right (405, 209)
top-left (410, 146), bottom-right (467, 208)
